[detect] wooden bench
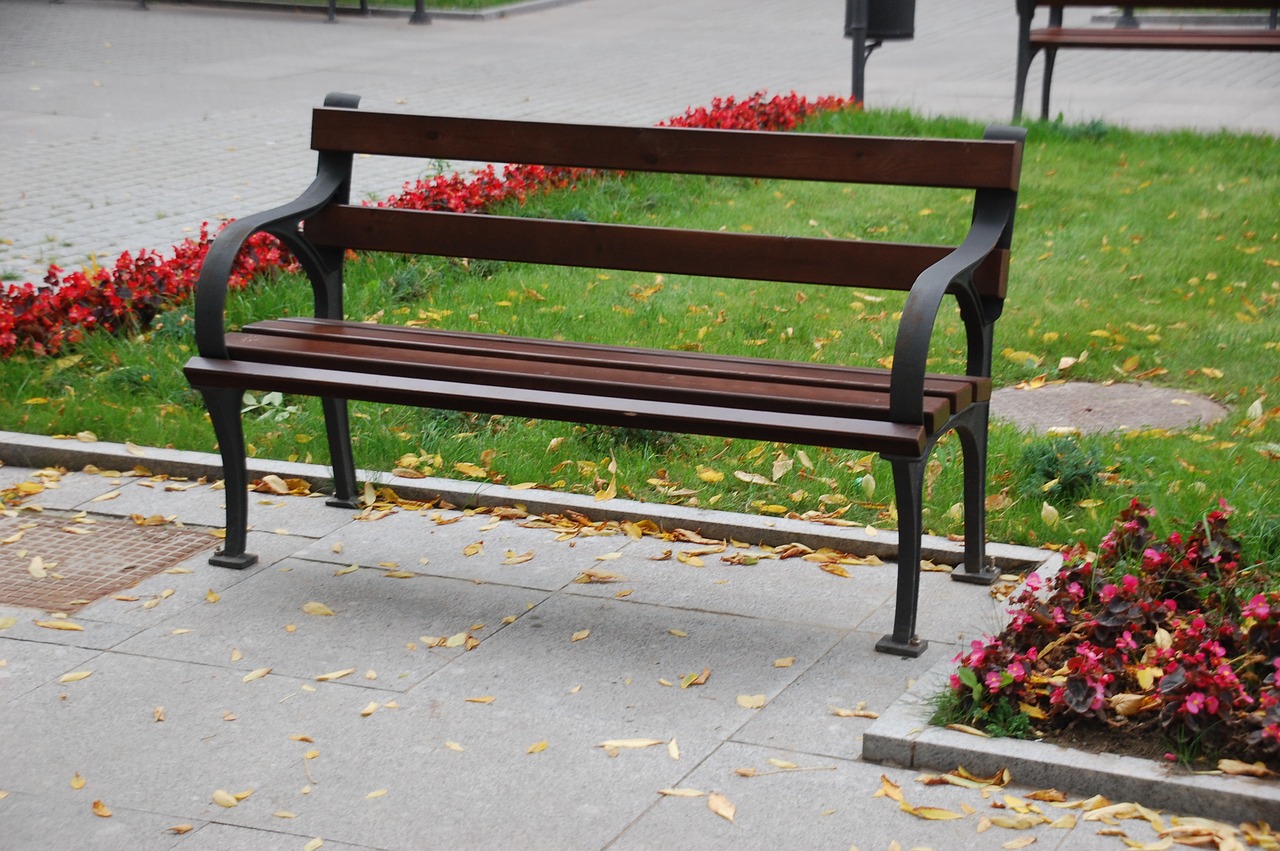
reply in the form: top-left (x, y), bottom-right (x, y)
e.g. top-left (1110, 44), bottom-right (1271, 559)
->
top-left (1015, 0), bottom-right (1280, 120)
top-left (184, 93), bottom-right (1027, 657)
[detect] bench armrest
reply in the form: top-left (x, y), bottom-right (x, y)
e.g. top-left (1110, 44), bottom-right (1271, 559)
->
top-left (889, 126), bottom-right (1026, 426)
top-left (193, 168), bottom-right (351, 359)
top-left (194, 93), bottom-right (361, 360)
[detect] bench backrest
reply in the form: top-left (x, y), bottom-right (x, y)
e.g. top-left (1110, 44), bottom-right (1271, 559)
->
top-left (300, 102), bottom-right (1024, 300)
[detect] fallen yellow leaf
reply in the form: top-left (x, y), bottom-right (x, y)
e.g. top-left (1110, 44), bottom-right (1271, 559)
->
top-left (658, 788), bottom-right (704, 797)
top-left (70, 772), bottom-right (86, 790)
top-left (708, 791), bottom-right (736, 823)
top-left (736, 694), bottom-right (766, 709)
top-left (528, 740), bottom-right (548, 754)
top-left (242, 667), bottom-right (271, 682)
top-left (92, 799), bottom-right (112, 818)
top-left (211, 789), bottom-right (239, 808)
top-left (59, 671), bottom-right (93, 684)
top-left (34, 620), bottom-right (83, 631)
top-left (598, 738), bottom-right (664, 750)
top-left (315, 668), bottom-right (356, 682)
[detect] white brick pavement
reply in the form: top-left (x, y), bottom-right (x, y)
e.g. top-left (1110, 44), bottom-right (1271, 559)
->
top-left (1, 0), bottom-right (1276, 280)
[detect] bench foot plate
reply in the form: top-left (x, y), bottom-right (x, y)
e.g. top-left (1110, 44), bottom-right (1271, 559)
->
top-left (210, 551), bottom-right (259, 570)
top-left (875, 634), bottom-right (928, 658)
top-left (950, 563), bottom-right (1001, 585)
top-left (326, 495), bottom-right (361, 509)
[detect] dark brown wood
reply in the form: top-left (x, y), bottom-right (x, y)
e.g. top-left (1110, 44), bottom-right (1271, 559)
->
top-left (1031, 29), bottom-right (1280, 49)
top-left (245, 319), bottom-right (989, 413)
top-left (185, 356), bottom-right (930, 457)
top-left (311, 110), bottom-right (1024, 192)
top-left (1022, 0), bottom-right (1275, 7)
top-left (303, 206), bottom-right (1010, 298)
top-left (226, 327), bottom-right (971, 433)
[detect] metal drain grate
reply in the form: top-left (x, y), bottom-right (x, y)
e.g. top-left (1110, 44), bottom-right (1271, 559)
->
top-left (0, 512), bottom-right (217, 612)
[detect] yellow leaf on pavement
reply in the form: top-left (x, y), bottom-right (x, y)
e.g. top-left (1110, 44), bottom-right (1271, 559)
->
top-left (571, 629), bottom-right (590, 642)
top-left (598, 738), bottom-right (664, 750)
top-left (708, 792), bottom-right (736, 823)
top-left (315, 668), bottom-right (356, 682)
top-left (527, 740), bottom-right (548, 754)
top-left (92, 799), bottom-right (112, 818)
top-left (70, 772), bottom-right (86, 790)
top-left (211, 789), bottom-right (239, 808)
top-left (34, 620), bottom-right (83, 631)
top-left (736, 694), bottom-right (766, 709)
top-left (242, 667), bottom-right (271, 682)
top-left (59, 671), bottom-right (93, 683)
top-left (302, 601), bottom-right (335, 616)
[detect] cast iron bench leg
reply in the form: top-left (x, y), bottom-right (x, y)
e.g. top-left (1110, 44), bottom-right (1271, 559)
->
top-left (952, 403), bottom-right (1000, 586)
top-left (1040, 46), bottom-right (1059, 120)
top-left (877, 455), bottom-right (928, 657)
top-left (198, 386), bottom-right (259, 569)
top-left (321, 397), bottom-right (360, 509)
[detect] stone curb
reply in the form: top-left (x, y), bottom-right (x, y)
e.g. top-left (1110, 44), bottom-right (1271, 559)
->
top-left (864, 656), bottom-right (1280, 825)
top-left (0, 429), bottom-right (1048, 570)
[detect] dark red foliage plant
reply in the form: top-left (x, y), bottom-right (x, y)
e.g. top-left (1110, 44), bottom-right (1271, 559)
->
top-left (944, 498), bottom-right (1280, 771)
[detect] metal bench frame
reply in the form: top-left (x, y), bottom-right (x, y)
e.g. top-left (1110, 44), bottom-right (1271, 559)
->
top-left (1015, 0), bottom-right (1280, 120)
top-left (185, 93), bottom-right (1027, 657)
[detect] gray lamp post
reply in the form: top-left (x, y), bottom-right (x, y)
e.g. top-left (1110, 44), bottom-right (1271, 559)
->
top-left (845, 0), bottom-right (916, 103)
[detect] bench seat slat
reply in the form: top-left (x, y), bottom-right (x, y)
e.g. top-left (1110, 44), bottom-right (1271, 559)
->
top-left (226, 328), bottom-right (966, 434)
top-left (303, 206), bottom-right (1009, 297)
top-left (310, 110), bottom-right (1025, 191)
top-left (186, 356), bottom-right (931, 457)
top-left (1030, 28), bottom-right (1280, 49)
top-left (245, 319), bottom-right (989, 413)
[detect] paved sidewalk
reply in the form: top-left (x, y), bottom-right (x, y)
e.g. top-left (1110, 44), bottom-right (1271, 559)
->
top-left (1, 0), bottom-right (1277, 278)
top-left (9, 433), bottom-right (1255, 851)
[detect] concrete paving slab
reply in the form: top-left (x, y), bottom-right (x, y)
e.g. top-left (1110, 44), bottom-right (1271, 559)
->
top-left (111, 559), bottom-right (550, 691)
top-left (731, 630), bottom-right (941, 763)
top-left (0, 635), bottom-right (101, 704)
top-left (168, 823), bottom-right (369, 851)
top-left (0, 603), bottom-right (146, 650)
top-left (0, 789), bottom-right (201, 851)
top-left (398, 591), bottom-right (843, 734)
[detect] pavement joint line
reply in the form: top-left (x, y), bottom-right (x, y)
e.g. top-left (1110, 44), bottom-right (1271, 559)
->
top-left (864, 655), bottom-right (1280, 824)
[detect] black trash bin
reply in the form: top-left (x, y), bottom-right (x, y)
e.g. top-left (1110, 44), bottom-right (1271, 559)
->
top-left (867, 0), bottom-right (916, 40)
top-left (845, 0), bottom-right (917, 101)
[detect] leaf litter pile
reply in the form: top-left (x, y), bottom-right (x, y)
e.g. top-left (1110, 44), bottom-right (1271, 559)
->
top-left (871, 768), bottom-right (1277, 850)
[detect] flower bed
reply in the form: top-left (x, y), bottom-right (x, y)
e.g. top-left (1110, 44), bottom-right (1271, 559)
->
top-left (0, 92), bottom-right (846, 359)
top-left (941, 499), bottom-right (1280, 773)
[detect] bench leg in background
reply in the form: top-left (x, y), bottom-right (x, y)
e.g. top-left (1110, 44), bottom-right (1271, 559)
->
top-left (321, 397), bottom-right (360, 509)
top-left (950, 403), bottom-right (1000, 587)
top-left (197, 386), bottom-right (259, 569)
top-left (876, 455), bottom-right (928, 657)
top-left (1040, 47), bottom-right (1058, 120)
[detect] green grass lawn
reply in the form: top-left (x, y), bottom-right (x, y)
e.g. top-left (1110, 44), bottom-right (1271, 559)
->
top-left (3, 109), bottom-right (1277, 570)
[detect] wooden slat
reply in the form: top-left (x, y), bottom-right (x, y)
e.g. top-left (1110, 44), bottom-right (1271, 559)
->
top-left (246, 319), bottom-right (990, 410)
top-left (1024, 0), bottom-right (1276, 8)
top-left (302, 206), bottom-right (1009, 297)
top-left (184, 357), bottom-right (930, 457)
top-left (226, 330), bottom-right (955, 433)
top-left (1031, 28), bottom-right (1280, 49)
top-left (310, 109), bottom-right (1024, 191)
